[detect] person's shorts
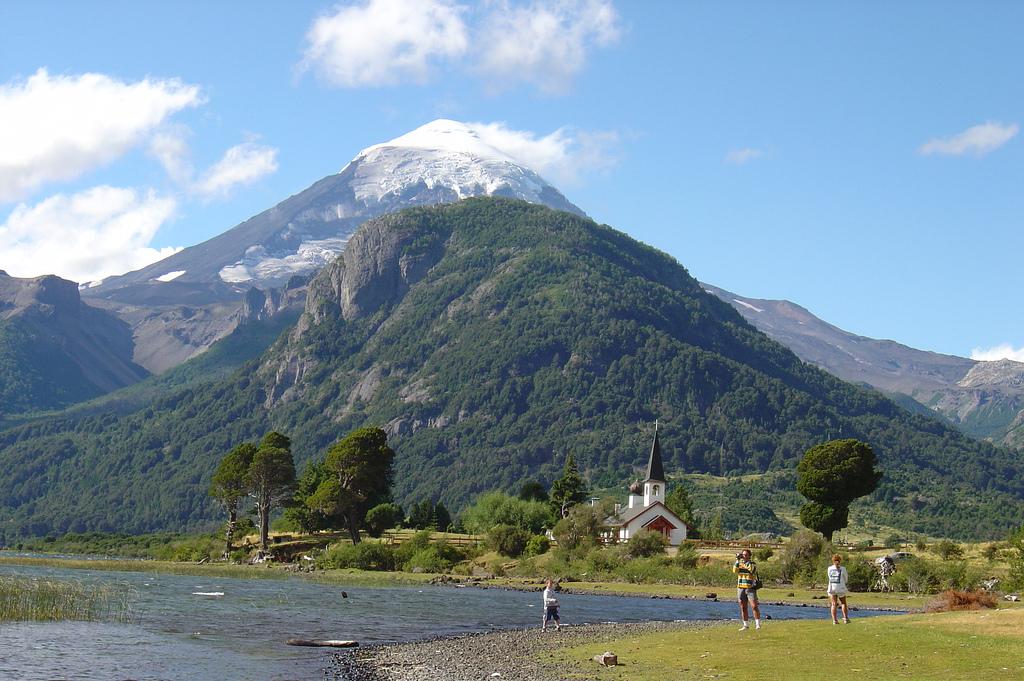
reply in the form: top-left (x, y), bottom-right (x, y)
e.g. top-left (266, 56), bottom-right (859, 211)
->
top-left (545, 606), bottom-right (560, 622)
top-left (827, 588), bottom-right (848, 598)
top-left (737, 588), bottom-right (759, 604)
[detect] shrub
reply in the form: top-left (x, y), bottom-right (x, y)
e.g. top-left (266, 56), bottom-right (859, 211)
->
top-left (393, 530), bottom-right (434, 566)
top-left (364, 503), bottom-right (403, 538)
top-left (405, 546), bottom-right (454, 573)
top-left (675, 543), bottom-right (700, 568)
top-left (461, 491), bottom-right (554, 534)
top-left (891, 558), bottom-right (939, 594)
top-left (754, 547), bottom-right (774, 562)
top-left (1009, 526), bottom-right (1024, 591)
top-left (915, 537), bottom-right (928, 551)
top-left (934, 539), bottom-right (964, 560)
top-left (524, 535), bottom-right (551, 557)
top-left (317, 542), bottom-right (396, 571)
top-left (552, 504), bottom-right (606, 559)
top-left (626, 530), bottom-right (667, 559)
top-left (777, 530), bottom-right (827, 584)
top-left (981, 543), bottom-right (1001, 562)
top-left (487, 524), bottom-right (531, 558)
top-left (926, 590), bottom-right (997, 613)
top-left (884, 534), bottom-right (902, 550)
top-left (844, 559), bottom-right (875, 592)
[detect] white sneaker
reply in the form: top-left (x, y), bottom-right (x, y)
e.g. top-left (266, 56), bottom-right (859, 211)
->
top-left (754, 621), bottom-right (761, 630)
top-left (739, 624), bottom-right (748, 631)
top-left (843, 618), bottom-right (850, 624)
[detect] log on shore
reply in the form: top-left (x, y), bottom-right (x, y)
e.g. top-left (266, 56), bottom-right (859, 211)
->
top-left (286, 639), bottom-right (359, 648)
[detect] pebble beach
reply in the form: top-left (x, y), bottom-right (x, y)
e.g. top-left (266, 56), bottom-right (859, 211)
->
top-left (331, 620), bottom-right (711, 681)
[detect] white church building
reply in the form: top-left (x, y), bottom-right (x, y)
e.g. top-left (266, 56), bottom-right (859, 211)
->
top-left (604, 426), bottom-right (688, 546)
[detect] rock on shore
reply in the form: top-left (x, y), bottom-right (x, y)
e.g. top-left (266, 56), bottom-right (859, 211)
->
top-left (330, 620), bottom-right (711, 681)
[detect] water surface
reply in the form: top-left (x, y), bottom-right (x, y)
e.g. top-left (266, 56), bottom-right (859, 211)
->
top-left (0, 563), bottom-right (887, 680)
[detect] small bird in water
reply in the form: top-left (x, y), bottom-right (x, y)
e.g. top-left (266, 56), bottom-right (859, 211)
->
top-left (341, 591), bottom-right (348, 599)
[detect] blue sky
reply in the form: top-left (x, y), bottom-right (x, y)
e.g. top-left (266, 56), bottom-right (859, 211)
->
top-left (1, 1), bottom-right (1021, 360)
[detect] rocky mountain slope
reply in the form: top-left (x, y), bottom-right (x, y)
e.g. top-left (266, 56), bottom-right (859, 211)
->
top-left (2, 199), bottom-right (1020, 541)
top-left (703, 284), bottom-right (1024, 447)
top-left (83, 120), bottom-right (583, 373)
top-left (0, 271), bottom-right (148, 416)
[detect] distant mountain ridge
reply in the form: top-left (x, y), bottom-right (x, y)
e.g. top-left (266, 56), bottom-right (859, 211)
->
top-left (3, 199), bottom-right (1021, 541)
top-left (703, 283), bottom-right (1024, 446)
top-left (83, 120), bottom-right (582, 373)
top-left (0, 271), bottom-right (148, 415)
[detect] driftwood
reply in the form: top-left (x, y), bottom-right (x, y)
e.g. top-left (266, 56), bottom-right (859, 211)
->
top-left (593, 652), bottom-right (618, 667)
top-left (286, 639), bottom-right (359, 648)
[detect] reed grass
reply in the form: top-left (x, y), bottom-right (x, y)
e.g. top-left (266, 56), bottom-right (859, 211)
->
top-left (0, 575), bottom-right (134, 622)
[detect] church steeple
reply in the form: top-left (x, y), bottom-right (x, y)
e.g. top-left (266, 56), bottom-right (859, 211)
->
top-left (643, 422), bottom-right (666, 507)
top-left (645, 421), bottom-right (665, 482)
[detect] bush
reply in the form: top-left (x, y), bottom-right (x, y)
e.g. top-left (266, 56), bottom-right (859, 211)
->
top-left (934, 539), bottom-right (964, 560)
top-left (487, 525), bottom-right (531, 557)
top-left (1009, 527), bottom-right (1024, 591)
top-left (524, 535), bottom-right (550, 557)
top-left (777, 530), bottom-right (828, 584)
top-left (915, 537), bottom-right (928, 551)
top-left (318, 542), bottom-right (396, 571)
top-left (884, 534), bottom-right (902, 550)
top-left (364, 503), bottom-right (404, 538)
top-left (675, 543), bottom-right (700, 568)
top-left (981, 543), bottom-right (1001, 562)
top-left (844, 558), bottom-right (875, 592)
top-left (393, 530), bottom-right (435, 566)
top-left (926, 590), bottom-right (997, 613)
top-left (754, 547), bottom-right (774, 562)
top-left (461, 491), bottom-right (554, 534)
top-left (152, 536), bottom-right (221, 562)
top-left (626, 530), bottom-right (667, 558)
top-left (405, 546), bottom-right (454, 573)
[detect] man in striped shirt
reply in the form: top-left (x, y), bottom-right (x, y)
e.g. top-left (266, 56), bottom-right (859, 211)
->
top-left (733, 549), bottom-right (761, 631)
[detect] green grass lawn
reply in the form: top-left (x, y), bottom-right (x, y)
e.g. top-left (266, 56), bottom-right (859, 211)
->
top-left (553, 608), bottom-right (1024, 680)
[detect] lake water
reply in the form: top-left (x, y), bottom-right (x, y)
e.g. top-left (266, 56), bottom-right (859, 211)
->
top-left (0, 563), bottom-right (887, 680)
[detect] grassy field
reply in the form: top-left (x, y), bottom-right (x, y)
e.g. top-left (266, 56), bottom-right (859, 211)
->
top-left (554, 608), bottom-right (1024, 680)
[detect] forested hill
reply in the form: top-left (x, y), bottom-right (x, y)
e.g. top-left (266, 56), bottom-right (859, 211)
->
top-left (1, 198), bottom-right (1021, 541)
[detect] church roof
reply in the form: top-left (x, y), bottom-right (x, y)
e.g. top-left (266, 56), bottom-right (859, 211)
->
top-left (645, 426), bottom-right (665, 482)
top-left (606, 500), bottom-right (688, 528)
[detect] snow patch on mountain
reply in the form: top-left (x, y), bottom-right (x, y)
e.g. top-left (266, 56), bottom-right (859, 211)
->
top-left (219, 237), bottom-right (350, 284)
top-left (154, 270), bottom-right (186, 282)
top-left (734, 299), bottom-right (764, 313)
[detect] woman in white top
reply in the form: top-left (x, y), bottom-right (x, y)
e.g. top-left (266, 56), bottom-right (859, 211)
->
top-left (827, 553), bottom-right (850, 624)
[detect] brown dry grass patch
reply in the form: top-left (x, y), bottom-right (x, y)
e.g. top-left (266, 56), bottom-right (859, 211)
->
top-left (926, 589), bottom-right (997, 613)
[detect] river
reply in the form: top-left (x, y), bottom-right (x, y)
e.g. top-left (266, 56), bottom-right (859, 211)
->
top-left (0, 562), bottom-right (886, 680)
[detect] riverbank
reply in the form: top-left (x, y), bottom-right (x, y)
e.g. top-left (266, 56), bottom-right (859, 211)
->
top-left (0, 554), bottom-right (929, 610)
top-left (333, 609), bottom-right (1024, 681)
top-left (331, 621), bottom-right (708, 681)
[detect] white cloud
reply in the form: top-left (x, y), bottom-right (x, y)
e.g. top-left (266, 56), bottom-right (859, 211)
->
top-left (194, 141), bottom-right (279, 199)
top-left (477, 0), bottom-right (620, 94)
top-left (0, 69), bottom-right (201, 202)
top-left (468, 121), bottom-right (619, 185)
top-left (919, 121), bottom-right (1018, 157)
top-left (970, 344), bottom-right (1024, 363)
top-left (301, 0), bottom-right (468, 87)
top-left (0, 186), bottom-right (181, 283)
top-left (148, 126), bottom-right (193, 184)
top-left (725, 147), bottom-right (764, 165)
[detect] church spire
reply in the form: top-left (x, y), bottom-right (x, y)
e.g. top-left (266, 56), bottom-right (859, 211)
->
top-left (645, 421), bottom-right (665, 482)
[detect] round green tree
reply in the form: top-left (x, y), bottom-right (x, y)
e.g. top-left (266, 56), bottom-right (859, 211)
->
top-left (796, 439), bottom-right (882, 541)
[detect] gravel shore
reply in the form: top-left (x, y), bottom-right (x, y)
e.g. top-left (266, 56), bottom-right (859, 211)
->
top-left (330, 620), bottom-right (712, 681)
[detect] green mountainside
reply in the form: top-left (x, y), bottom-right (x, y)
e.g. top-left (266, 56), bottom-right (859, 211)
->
top-left (1, 198), bottom-right (1021, 541)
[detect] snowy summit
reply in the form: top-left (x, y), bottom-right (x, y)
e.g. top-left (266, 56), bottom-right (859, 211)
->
top-left (344, 119), bottom-right (580, 212)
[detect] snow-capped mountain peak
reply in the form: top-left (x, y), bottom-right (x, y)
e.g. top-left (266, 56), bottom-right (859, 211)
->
top-left (357, 119), bottom-right (516, 163)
